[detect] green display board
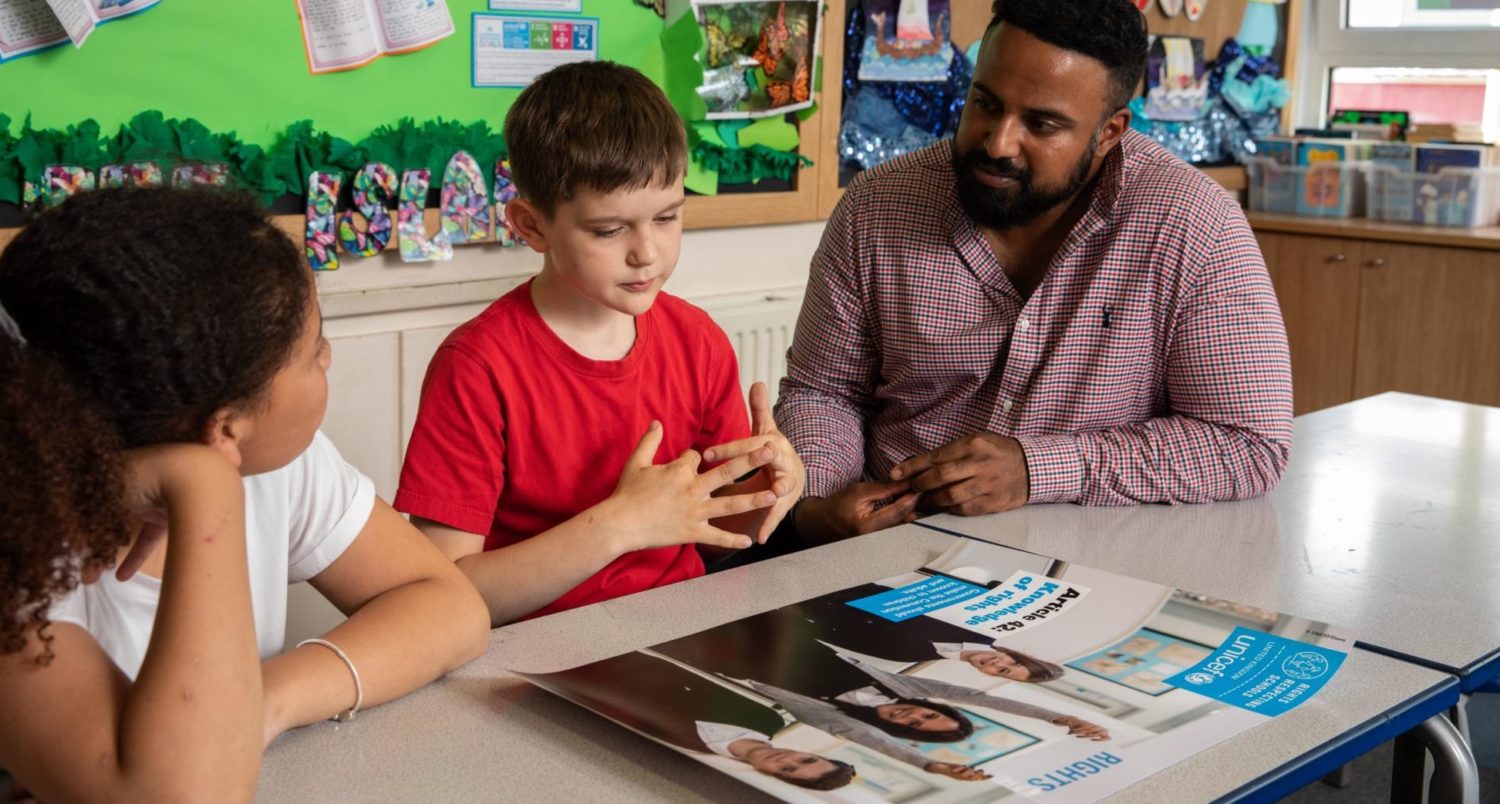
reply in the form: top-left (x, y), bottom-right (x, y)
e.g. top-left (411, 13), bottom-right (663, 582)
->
top-left (0, 1), bottom-right (664, 147)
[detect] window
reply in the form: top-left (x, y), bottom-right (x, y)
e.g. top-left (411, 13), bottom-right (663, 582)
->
top-left (1347, 0), bottom-right (1500, 30)
top-left (1294, 2), bottom-right (1500, 142)
top-left (1329, 67), bottom-right (1498, 142)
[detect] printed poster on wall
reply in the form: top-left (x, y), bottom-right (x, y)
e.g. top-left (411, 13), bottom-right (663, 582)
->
top-left (472, 13), bottom-right (597, 88)
top-left (516, 540), bottom-right (1351, 803)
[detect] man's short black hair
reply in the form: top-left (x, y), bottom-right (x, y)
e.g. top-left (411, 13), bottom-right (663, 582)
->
top-left (987, 0), bottom-right (1150, 113)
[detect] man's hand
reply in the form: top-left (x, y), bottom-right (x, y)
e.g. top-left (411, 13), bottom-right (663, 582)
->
top-left (795, 480), bottom-right (920, 544)
top-left (1052, 715), bottom-right (1111, 741)
top-left (890, 433), bottom-right (1029, 516)
top-left (924, 762), bottom-right (991, 781)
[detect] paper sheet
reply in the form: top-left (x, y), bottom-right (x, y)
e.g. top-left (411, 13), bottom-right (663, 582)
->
top-left (0, 0), bottom-right (68, 58)
top-left (296, 0), bottom-right (454, 74)
top-left (472, 14), bottom-right (597, 88)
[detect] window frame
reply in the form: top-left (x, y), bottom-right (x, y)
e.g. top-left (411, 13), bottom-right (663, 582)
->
top-left (1293, 0), bottom-right (1500, 133)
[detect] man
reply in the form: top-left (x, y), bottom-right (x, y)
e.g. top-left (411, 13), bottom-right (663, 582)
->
top-left (778, 0), bottom-right (1292, 542)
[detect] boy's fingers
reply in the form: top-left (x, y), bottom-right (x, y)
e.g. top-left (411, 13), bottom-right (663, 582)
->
top-left (698, 448), bottom-right (773, 492)
top-left (694, 525), bottom-right (754, 551)
top-left (625, 421), bottom-right (664, 469)
top-left (702, 435), bottom-right (776, 464)
top-left (757, 498), bottom-right (796, 543)
top-left (749, 382), bottom-right (773, 436)
top-left (703, 489), bottom-right (777, 520)
top-left (672, 449), bottom-right (704, 472)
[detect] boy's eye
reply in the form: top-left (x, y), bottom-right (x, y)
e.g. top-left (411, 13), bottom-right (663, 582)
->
top-left (594, 227), bottom-right (626, 238)
top-left (654, 214), bottom-right (679, 224)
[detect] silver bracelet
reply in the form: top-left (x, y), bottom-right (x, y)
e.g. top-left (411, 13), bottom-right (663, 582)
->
top-left (296, 638), bottom-right (363, 722)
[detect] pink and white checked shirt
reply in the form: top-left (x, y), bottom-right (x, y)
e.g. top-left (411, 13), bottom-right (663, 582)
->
top-left (776, 131), bottom-right (1292, 505)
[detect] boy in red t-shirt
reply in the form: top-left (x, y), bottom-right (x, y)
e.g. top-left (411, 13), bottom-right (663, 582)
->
top-left (394, 61), bottom-right (804, 625)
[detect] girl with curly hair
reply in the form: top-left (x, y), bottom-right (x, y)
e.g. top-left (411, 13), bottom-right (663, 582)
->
top-left (0, 187), bottom-right (489, 799)
top-left (1, 311), bottom-right (261, 799)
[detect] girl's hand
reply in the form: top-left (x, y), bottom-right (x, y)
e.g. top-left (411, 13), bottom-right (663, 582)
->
top-left (114, 445), bottom-right (241, 581)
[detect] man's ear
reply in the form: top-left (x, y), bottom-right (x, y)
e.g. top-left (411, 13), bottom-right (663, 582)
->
top-left (1096, 107), bottom-right (1132, 160)
top-left (201, 407), bottom-right (250, 469)
top-left (505, 197), bottom-right (551, 255)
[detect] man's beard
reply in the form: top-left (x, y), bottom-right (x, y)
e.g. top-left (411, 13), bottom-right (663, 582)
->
top-left (953, 133), bottom-right (1098, 230)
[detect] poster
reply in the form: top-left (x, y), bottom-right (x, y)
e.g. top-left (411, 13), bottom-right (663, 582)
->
top-left (519, 540), bottom-right (1350, 802)
top-left (856, 0), bottom-right (955, 83)
top-left (472, 13), bottom-right (598, 88)
top-left (0, 0), bottom-right (156, 59)
top-left (295, 0), bottom-right (455, 74)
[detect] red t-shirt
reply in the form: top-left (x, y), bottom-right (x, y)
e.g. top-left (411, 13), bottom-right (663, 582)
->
top-left (394, 282), bottom-right (749, 619)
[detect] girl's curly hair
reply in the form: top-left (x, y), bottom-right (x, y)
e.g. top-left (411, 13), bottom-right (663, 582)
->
top-left (0, 338), bottom-right (131, 662)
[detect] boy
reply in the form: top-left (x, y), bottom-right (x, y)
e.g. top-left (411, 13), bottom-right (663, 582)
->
top-left (394, 61), bottom-right (804, 625)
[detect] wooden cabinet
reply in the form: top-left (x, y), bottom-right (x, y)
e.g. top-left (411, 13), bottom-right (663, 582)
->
top-left (1354, 244), bottom-right (1500, 406)
top-left (1257, 223), bottom-right (1500, 414)
top-left (1257, 232), bottom-right (1363, 414)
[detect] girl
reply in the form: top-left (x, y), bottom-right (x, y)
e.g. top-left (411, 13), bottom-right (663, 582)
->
top-left (1, 316), bottom-right (261, 799)
top-left (0, 188), bottom-right (489, 792)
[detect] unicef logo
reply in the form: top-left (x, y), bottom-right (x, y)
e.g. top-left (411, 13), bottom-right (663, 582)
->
top-left (1183, 672), bottom-right (1216, 686)
top-left (1283, 652), bottom-right (1330, 681)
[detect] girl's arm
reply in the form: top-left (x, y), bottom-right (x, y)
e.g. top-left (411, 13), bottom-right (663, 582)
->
top-left (260, 498), bottom-right (490, 743)
top-left (0, 446), bottom-right (261, 802)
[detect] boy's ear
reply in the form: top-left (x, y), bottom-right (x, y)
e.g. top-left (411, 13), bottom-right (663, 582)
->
top-left (201, 407), bottom-right (250, 469)
top-left (505, 197), bottom-right (550, 255)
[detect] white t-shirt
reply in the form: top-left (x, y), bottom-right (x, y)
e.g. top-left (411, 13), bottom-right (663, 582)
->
top-left (48, 432), bottom-right (375, 679)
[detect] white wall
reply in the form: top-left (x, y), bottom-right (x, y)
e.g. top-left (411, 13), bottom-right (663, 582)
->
top-left (287, 220), bottom-right (827, 645)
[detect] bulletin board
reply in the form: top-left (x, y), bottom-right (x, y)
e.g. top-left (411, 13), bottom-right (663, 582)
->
top-left (0, 2), bottom-right (661, 151)
top-left (0, 0), bottom-right (837, 244)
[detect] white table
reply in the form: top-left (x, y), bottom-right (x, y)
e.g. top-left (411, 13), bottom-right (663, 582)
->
top-left (912, 392), bottom-right (1500, 801)
top-left (913, 393), bottom-right (1500, 687)
top-left (257, 523), bottom-right (1459, 802)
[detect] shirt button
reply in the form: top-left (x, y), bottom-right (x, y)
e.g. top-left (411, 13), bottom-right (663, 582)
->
top-left (1016, 317), bottom-right (1031, 332)
top-left (1002, 397), bottom-right (1014, 412)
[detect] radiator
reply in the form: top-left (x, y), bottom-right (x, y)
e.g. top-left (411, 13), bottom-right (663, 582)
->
top-left (695, 288), bottom-right (805, 406)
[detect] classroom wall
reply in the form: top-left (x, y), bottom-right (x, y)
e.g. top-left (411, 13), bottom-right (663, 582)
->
top-left (313, 219), bottom-right (825, 302)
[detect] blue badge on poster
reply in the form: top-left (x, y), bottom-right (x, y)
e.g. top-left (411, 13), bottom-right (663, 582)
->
top-left (1166, 627), bottom-right (1346, 716)
top-left (846, 576), bottom-right (989, 622)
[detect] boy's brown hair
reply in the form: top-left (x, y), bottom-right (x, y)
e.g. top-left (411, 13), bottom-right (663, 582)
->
top-left (504, 61), bottom-right (687, 217)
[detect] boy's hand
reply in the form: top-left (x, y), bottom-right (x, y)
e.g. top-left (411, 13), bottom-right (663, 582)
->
top-left (605, 421), bottom-right (778, 553)
top-left (703, 383), bottom-right (806, 543)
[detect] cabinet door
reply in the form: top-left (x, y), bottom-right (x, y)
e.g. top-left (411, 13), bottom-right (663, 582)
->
top-left (1258, 232), bottom-right (1364, 414)
top-left (1354, 244), bottom-right (1500, 406)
